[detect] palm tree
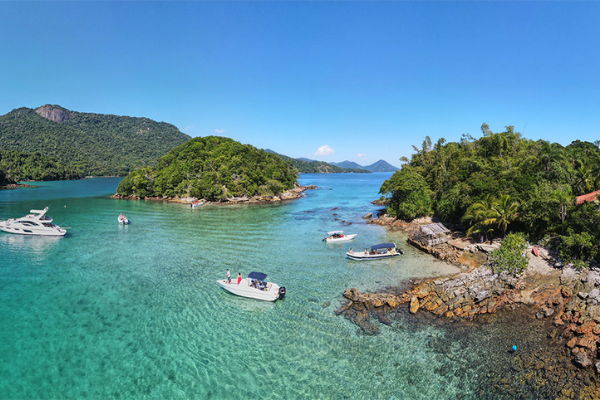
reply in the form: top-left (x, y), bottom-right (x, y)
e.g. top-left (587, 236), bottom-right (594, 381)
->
top-left (492, 194), bottom-right (519, 238)
top-left (551, 186), bottom-right (574, 233)
top-left (463, 194), bottom-right (499, 242)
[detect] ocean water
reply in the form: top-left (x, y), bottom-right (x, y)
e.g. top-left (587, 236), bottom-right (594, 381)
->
top-left (0, 174), bottom-right (550, 399)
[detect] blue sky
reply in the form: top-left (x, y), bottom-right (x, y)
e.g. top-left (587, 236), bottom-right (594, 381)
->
top-left (1, 2), bottom-right (598, 166)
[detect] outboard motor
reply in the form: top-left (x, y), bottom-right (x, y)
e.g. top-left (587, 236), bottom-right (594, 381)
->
top-left (278, 287), bottom-right (286, 299)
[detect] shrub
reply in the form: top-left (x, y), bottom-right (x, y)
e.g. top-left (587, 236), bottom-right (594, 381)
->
top-left (488, 232), bottom-right (529, 275)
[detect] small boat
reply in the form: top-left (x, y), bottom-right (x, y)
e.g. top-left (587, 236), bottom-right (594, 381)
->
top-left (217, 272), bottom-right (286, 302)
top-left (118, 214), bottom-right (129, 224)
top-left (347, 243), bottom-right (403, 260)
top-left (323, 230), bottom-right (357, 243)
top-left (0, 207), bottom-right (66, 236)
top-left (532, 246), bottom-right (539, 257)
top-left (191, 200), bottom-right (203, 209)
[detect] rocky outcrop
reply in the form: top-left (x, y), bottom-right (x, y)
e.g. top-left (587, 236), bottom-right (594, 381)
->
top-left (337, 264), bottom-right (600, 377)
top-left (35, 105), bottom-right (69, 123)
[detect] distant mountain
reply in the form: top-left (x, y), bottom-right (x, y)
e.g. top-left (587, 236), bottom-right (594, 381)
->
top-left (265, 150), bottom-right (370, 174)
top-left (332, 159), bottom-right (399, 172)
top-left (363, 160), bottom-right (399, 172)
top-left (0, 105), bottom-right (190, 176)
top-left (331, 161), bottom-right (364, 170)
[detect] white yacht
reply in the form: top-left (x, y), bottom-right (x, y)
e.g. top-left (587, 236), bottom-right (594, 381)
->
top-left (0, 207), bottom-right (67, 236)
top-left (323, 230), bottom-right (357, 243)
top-left (217, 272), bottom-right (286, 302)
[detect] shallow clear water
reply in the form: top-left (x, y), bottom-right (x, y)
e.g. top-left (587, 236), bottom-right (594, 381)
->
top-left (0, 174), bottom-right (539, 399)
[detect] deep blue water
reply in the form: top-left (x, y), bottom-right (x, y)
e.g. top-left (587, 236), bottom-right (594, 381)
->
top-left (0, 174), bottom-right (530, 399)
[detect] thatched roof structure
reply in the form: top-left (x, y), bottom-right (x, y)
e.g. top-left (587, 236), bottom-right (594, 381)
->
top-left (418, 223), bottom-right (450, 236)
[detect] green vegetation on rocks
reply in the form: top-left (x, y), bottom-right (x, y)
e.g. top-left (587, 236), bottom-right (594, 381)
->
top-left (380, 125), bottom-right (600, 267)
top-left (488, 233), bottom-right (529, 275)
top-left (117, 136), bottom-right (299, 201)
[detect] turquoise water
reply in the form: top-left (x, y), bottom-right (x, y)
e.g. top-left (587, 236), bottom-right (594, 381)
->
top-left (1, 174), bottom-right (542, 398)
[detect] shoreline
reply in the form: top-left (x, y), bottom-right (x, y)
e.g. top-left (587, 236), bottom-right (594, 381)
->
top-left (341, 213), bottom-right (600, 396)
top-left (111, 184), bottom-right (319, 205)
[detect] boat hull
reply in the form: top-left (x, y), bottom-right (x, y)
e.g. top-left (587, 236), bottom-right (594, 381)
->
top-left (0, 221), bottom-right (66, 236)
top-left (346, 251), bottom-right (401, 260)
top-left (217, 279), bottom-right (281, 302)
top-left (324, 234), bottom-right (357, 243)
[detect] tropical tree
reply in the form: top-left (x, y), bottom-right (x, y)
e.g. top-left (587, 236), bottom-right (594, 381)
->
top-left (379, 167), bottom-right (433, 220)
top-left (551, 186), bottom-right (574, 233)
top-left (463, 194), bottom-right (499, 242)
top-left (492, 194), bottom-right (520, 238)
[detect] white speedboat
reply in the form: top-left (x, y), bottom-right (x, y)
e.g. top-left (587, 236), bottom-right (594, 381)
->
top-left (217, 272), bottom-right (286, 302)
top-left (118, 214), bottom-right (129, 224)
top-left (0, 207), bottom-right (66, 236)
top-left (347, 243), bottom-right (403, 260)
top-left (191, 201), bottom-right (203, 209)
top-left (323, 230), bottom-right (357, 243)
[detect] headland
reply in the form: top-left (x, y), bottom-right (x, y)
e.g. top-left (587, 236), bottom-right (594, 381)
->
top-left (337, 213), bottom-right (600, 397)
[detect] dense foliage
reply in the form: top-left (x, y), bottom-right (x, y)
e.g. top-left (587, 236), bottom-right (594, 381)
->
top-left (0, 150), bottom-right (84, 182)
top-left (266, 151), bottom-right (370, 174)
top-left (117, 136), bottom-right (299, 201)
top-left (488, 233), bottom-right (529, 275)
top-left (380, 125), bottom-right (600, 267)
top-left (0, 105), bottom-right (190, 177)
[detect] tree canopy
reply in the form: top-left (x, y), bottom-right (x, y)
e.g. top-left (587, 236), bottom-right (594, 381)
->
top-left (117, 136), bottom-right (299, 201)
top-left (380, 125), bottom-right (600, 267)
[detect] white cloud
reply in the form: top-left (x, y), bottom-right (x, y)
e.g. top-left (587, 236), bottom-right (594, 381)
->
top-left (314, 145), bottom-right (335, 156)
top-left (214, 128), bottom-right (226, 134)
top-left (357, 153), bottom-right (367, 160)
top-left (184, 125), bottom-right (194, 131)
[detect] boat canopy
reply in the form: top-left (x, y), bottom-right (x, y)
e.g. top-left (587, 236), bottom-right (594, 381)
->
top-left (30, 208), bottom-right (48, 214)
top-left (248, 272), bottom-right (268, 281)
top-left (327, 231), bottom-right (343, 235)
top-left (370, 243), bottom-right (396, 251)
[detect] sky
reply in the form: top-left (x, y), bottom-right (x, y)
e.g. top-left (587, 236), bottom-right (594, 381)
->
top-left (1, 1), bottom-right (599, 167)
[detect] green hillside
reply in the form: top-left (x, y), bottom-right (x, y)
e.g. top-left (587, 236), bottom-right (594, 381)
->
top-left (0, 105), bottom-right (190, 177)
top-left (117, 136), bottom-right (299, 201)
top-left (265, 150), bottom-right (370, 173)
top-left (0, 150), bottom-right (85, 182)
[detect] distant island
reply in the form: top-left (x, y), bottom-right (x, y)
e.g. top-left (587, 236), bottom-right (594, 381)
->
top-left (0, 104), bottom-right (190, 180)
top-left (265, 150), bottom-right (398, 173)
top-left (116, 136), bottom-right (300, 202)
top-left (331, 159), bottom-right (399, 172)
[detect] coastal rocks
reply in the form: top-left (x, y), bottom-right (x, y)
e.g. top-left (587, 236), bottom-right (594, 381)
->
top-left (112, 184), bottom-right (318, 205)
top-left (409, 297), bottom-right (419, 314)
top-left (362, 212), bottom-right (373, 219)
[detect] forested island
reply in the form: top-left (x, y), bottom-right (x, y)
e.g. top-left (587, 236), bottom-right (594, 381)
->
top-left (0, 105), bottom-right (190, 179)
top-left (379, 124), bottom-right (600, 270)
top-left (116, 136), bottom-right (299, 202)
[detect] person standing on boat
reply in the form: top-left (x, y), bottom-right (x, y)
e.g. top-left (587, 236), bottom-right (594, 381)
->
top-left (237, 273), bottom-right (242, 285)
top-left (226, 269), bottom-right (231, 284)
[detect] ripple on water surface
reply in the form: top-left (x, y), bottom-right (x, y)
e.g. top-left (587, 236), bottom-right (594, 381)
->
top-left (0, 175), bottom-right (554, 398)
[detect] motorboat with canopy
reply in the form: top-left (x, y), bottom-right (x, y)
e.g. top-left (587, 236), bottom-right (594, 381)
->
top-left (217, 271), bottom-right (286, 302)
top-left (0, 207), bottom-right (67, 236)
top-left (346, 243), bottom-right (403, 260)
top-left (323, 230), bottom-right (357, 243)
